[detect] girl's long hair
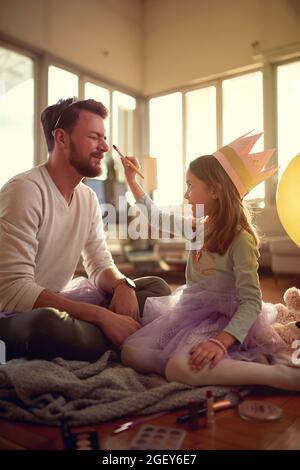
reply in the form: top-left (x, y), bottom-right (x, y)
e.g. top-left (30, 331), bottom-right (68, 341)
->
top-left (189, 155), bottom-right (259, 255)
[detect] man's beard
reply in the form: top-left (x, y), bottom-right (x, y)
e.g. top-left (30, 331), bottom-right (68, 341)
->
top-left (69, 141), bottom-right (103, 178)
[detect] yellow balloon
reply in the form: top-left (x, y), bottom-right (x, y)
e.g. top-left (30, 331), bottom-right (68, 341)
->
top-left (276, 153), bottom-right (300, 247)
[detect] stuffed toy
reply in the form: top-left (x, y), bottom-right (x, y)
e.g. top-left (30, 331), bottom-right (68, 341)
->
top-left (253, 287), bottom-right (300, 363)
top-left (272, 287), bottom-right (300, 360)
top-left (272, 320), bottom-right (300, 346)
top-left (275, 287), bottom-right (300, 324)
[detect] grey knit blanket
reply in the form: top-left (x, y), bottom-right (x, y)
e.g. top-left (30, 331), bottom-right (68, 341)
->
top-left (0, 350), bottom-right (232, 426)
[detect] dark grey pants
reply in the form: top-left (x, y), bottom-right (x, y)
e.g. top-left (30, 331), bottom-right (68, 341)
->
top-left (0, 276), bottom-right (171, 362)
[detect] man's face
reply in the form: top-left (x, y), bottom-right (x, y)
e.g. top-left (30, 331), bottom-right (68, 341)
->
top-left (67, 110), bottom-right (109, 178)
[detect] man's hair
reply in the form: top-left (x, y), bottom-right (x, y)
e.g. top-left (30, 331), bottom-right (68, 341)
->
top-left (41, 97), bottom-right (108, 152)
top-left (189, 155), bottom-right (259, 255)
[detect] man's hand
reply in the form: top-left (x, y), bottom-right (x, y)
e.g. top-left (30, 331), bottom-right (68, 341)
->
top-left (100, 309), bottom-right (141, 347)
top-left (34, 289), bottom-right (140, 347)
top-left (109, 284), bottom-right (140, 321)
top-left (189, 341), bottom-right (225, 370)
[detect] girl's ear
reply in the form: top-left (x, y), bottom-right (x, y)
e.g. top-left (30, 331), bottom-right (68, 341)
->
top-left (210, 187), bottom-right (219, 200)
top-left (211, 183), bottom-right (222, 200)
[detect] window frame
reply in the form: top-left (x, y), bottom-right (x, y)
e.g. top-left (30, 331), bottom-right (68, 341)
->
top-left (145, 48), bottom-right (300, 207)
top-left (0, 37), bottom-right (141, 176)
top-left (146, 67), bottom-right (271, 206)
top-left (2, 35), bottom-right (300, 207)
top-left (0, 37), bottom-right (39, 169)
top-left (43, 54), bottom-right (141, 165)
top-left (275, 56), bottom-right (300, 169)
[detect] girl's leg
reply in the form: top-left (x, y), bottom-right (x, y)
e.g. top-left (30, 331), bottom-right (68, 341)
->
top-left (121, 345), bottom-right (164, 375)
top-left (165, 355), bottom-right (300, 391)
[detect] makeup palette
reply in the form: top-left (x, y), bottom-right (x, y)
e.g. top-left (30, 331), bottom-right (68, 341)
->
top-left (238, 400), bottom-right (282, 421)
top-left (128, 425), bottom-right (186, 450)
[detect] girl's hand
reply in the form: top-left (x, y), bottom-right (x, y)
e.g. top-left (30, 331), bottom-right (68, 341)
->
top-left (189, 341), bottom-right (225, 370)
top-left (121, 156), bottom-right (141, 184)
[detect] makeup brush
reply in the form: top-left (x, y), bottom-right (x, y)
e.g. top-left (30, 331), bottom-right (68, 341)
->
top-left (113, 144), bottom-right (144, 179)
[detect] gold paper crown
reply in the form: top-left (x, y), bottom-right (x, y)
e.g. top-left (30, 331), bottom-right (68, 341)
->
top-left (213, 132), bottom-right (277, 197)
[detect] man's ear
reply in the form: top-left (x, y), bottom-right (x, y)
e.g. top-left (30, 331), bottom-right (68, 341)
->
top-left (52, 129), bottom-right (68, 147)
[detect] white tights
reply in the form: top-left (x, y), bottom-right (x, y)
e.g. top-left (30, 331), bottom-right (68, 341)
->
top-left (122, 346), bottom-right (300, 391)
top-left (165, 355), bottom-right (300, 391)
top-left (121, 345), bottom-right (165, 375)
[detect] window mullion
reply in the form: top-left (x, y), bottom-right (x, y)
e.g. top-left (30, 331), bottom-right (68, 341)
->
top-left (263, 62), bottom-right (277, 206)
top-left (182, 91), bottom-right (187, 204)
top-left (216, 79), bottom-right (223, 148)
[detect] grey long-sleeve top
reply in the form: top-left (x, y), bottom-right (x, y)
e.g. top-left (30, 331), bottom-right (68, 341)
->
top-left (136, 194), bottom-right (262, 343)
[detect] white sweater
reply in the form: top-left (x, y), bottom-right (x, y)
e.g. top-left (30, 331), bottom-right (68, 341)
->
top-left (0, 165), bottom-right (114, 313)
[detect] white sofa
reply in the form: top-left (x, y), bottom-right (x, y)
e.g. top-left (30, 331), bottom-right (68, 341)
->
top-left (253, 206), bottom-right (300, 276)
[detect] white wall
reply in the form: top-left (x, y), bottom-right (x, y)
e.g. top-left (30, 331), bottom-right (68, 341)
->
top-left (144, 0), bottom-right (300, 94)
top-left (1, 0), bottom-right (300, 95)
top-left (0, 0), bottom-right (144, 93)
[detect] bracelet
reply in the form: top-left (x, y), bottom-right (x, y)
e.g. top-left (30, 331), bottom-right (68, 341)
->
top-left (208, 338), bottom-right (227, 355)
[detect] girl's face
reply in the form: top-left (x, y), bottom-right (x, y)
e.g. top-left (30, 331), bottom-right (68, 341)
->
top-left (184, 169), bottom-right (218, 217)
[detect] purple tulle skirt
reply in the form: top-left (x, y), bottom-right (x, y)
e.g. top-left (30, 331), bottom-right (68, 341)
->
top-left (123, 276), bottom-right (284, 375)
top-left (0, 277), bottom-right (286, 376)
top-left (59, 276), bottom-right (111, 307)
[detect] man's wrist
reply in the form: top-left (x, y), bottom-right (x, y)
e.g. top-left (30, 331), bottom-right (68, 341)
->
top-left (112, 277), bottom-right (136, 293)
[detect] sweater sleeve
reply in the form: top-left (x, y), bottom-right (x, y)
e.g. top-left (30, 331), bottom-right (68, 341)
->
top-left (81, 191), bottom-right (114, 286)
top-left (224, 230), bottom-right (262, 343)
top-left (0, 179), bottom-right (45, 312)
top-left (136, 194), bottom-right (204, 248)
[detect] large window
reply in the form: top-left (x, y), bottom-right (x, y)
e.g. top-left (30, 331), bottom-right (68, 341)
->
top-left (277, 60), bottom-right (300, 174)
top-left (149, 71), bottom-right (265, 204)
top-left (222, 71), bottom-right (264, 200)
top-left (85, 82), bottom-right (110, 109)
top-left (85, 82), bottom-right (111, 180)
top-left (112, 91), bottom-right (136, 182)
top-left (0, 43), bottom-right (139, 204)
top-left (222, 72), bottom-right (263, 144)
top-left (185, 86), bottom-right (217, 167)
top-left (48, 65), bottom-right (79, 105)
top-left (0, 47), bottom-right (34, 188)
top-left (149, 92), bottom-right (183, 206)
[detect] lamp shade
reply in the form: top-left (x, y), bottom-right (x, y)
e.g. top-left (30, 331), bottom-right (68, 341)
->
top-left (138, 156), bottom-right (158, 193)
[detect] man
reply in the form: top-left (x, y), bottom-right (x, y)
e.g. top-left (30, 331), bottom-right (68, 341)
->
top-left (0, 98), bottom-right (170, 361)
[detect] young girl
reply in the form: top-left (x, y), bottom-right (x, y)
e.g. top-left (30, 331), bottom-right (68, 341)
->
top-left (121, 132), bottom-right (300, 391)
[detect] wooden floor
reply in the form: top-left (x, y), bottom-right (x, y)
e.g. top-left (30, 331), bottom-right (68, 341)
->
top-left (0, 273), bottom-right (299, 451)
top-left (0, 391), bottom-right (299, 450)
